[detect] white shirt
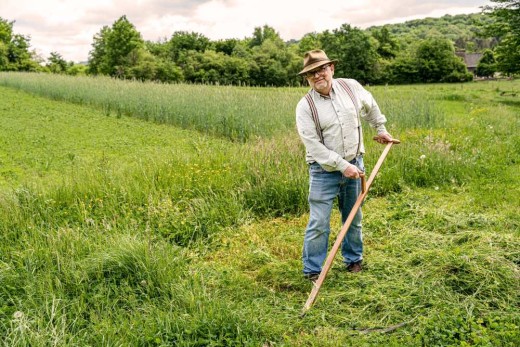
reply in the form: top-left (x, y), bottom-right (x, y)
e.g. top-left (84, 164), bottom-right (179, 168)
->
top-left (296, 78), bottom-right (388, 173)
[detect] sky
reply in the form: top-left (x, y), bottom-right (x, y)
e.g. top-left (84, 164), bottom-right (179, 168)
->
top-left (1, 0), bottom-right (492, 63)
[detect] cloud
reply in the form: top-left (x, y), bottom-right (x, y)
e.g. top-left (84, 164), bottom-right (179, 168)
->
top-left (0, 0), bottom-right (491, 62)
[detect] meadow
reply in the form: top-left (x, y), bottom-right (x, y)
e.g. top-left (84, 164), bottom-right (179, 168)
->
top-left (0, 73), bottom-right (518, 346)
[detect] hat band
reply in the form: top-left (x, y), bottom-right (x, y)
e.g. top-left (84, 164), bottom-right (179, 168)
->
top-left (305, 58), bottom-right (330, 66)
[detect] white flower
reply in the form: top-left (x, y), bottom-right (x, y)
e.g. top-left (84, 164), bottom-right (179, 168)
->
top-left (13, 311), bottom-right (24, 319)
top-left (420, 155), bottom-right (426, 160)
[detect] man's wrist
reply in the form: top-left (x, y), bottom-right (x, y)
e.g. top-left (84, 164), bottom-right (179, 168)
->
top-left (338, 160), bottom-right (351, 174)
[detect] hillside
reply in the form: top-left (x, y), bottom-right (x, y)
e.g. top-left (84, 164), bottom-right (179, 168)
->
top-left (367, 13), bottom-right (498, 52)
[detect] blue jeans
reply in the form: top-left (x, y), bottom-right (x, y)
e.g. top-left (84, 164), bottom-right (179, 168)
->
top-left (302, 156), bottom-right (364, 275)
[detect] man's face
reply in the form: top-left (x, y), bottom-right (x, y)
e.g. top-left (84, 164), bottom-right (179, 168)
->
top-left (305, 63), bottom-right (334, 95)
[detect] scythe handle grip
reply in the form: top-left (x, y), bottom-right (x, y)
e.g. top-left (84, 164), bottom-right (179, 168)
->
top-left (373, 136), bottom-right (401, 144)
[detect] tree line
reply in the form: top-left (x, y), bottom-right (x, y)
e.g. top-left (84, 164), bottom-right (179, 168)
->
top-left (1, 0), bottom-right (518, 86)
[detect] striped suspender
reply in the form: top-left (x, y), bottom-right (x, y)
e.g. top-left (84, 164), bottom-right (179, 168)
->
top-left (304, 79), bottom-right (361, 152)
top-left (336, 79), bottom-right (360, 114)
top-left (304, 93), bottom-right (324, 144)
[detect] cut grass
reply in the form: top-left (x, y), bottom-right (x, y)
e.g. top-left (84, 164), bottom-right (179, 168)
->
top-left (0, 86), bottom-right (238, 189)
top-left (206, 188), bottom-right (519, 345)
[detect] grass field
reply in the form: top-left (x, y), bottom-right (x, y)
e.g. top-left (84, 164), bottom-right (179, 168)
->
top-left (0, 73), bottom-right (519, 346)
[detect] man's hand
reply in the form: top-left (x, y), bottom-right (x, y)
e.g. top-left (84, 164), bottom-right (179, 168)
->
top-left (343, 164), bottom-right (363, 179)
top-left (374, 131), bottom-right (393, 144)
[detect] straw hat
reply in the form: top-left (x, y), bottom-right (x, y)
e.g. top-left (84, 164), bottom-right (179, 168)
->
top-left (298, 50), bottom-right (338, 76)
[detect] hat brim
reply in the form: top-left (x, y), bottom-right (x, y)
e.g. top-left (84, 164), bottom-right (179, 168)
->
top-left (298, 59), bottom-right (338, 76)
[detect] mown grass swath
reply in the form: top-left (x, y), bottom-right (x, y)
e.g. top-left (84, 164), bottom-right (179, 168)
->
top-left (0, 75), bottom-right (518, 345)
top-left (0, 72), bottom-right (301, 142)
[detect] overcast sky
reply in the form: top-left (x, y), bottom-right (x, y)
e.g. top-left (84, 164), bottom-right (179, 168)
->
top-left (1, 0), bottom-right (491, 63)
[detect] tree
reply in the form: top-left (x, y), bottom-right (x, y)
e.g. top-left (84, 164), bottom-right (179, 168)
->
top-left (47, 51), bottom-right (67, 73)
top-left (484, 0), bottom-right (520, 37)
top-left (154, 59), bottom-right (183, 82)
top-left (167, 31), bottom-right (211, 62)
top-left (88, 15), bottom-right (144, 77)
top-left (181, 50), bottom-right (248, 85)
top-left (0, 18), bottom-right (13, 43)
top-left (372, 26), bottom-right (399, 59)
top-left (0, 17), bottom-right (39, 71)
top-left (494, 35), bottom-right (520, 74)
top-left (88, 25), bottom-right (110, 74)
top-left (0, 41), bottom-right (8, 69)
top-left (127, 49), bottom-right (184, 82)
top-left (390, 38), bottom-right (472, 84)
top-left (214, 38), bottom-right (239, 55)
top-left (297, 33), bottom-right (322, 54)
top-left (483, 0), bottom-right (520, 74)
top-left (105, 16), bottom-right (144, 76)
top-left (145, 39), bottom-right (169, 59)
top-left (66, 63), bottom-right (88, 76)
top-left (415, 38), bottom-right (472, 83)
top-left (320, 24), bottom-right (379, 84)
top-left (249, 25), bottom-right (283, 48)
top-left (0, 18), bottom-right (13, 69)
top-left (475, 49), bottom-right (497, 77)
top-left (390, 52), bottom-right (420, 84)
top-left (248, 32), bottom-right (300, 86)
top-left (7, 33), bottom-right (38, 71)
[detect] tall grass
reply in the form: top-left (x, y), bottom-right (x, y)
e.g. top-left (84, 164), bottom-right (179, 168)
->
top-left (2, 232), bottom-right (273, 345)
top-left (0, 72), bottom-right (301, 142)
top-left (0, 72), bottom-right (449, 142)
top-left (0, 78), bottom-right (518, 244)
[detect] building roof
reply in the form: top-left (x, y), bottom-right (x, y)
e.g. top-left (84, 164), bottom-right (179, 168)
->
top-left (455, 52), bottom-right (483, 68)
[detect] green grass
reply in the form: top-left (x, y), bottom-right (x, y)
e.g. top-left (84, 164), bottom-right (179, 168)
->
top-left (0, 73), bottom-right (302, 142)
top-left (0, 75), bottom-right (519, 346)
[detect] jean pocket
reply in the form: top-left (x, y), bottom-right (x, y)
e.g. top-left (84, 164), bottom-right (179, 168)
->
top-left (355, 156), bottom-right (365, 172)
top-left (309, 163), bottom-right (325, 174)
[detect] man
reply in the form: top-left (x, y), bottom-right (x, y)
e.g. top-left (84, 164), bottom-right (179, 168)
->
top-left (295, 50), bottom-right (393, 281)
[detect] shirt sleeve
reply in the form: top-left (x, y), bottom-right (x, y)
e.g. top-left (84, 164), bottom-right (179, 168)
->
top-left (296, 98), bottom-right (351, 173)
top-left (348, 79), bottom-right (388, 134)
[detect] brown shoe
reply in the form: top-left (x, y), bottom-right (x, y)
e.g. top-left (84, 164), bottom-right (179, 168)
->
top-left (304, 273), bottom-right (320, 283)
top-left (346, 261), bottom-right (363, 273)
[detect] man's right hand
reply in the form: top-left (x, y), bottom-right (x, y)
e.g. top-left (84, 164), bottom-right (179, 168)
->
top-left (374, 132), bottom-right (393, 144)
top-left (343, 164), bottom-right (363, 179)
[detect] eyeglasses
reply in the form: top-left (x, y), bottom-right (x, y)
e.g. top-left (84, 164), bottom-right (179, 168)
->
top-left (304, 64), bottom-right (330, 78)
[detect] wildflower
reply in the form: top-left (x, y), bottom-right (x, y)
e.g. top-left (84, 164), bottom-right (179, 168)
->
top-left (13, 311), bottom-right (24, 319)
top-left (420, 155), bottom-right (426, 160)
